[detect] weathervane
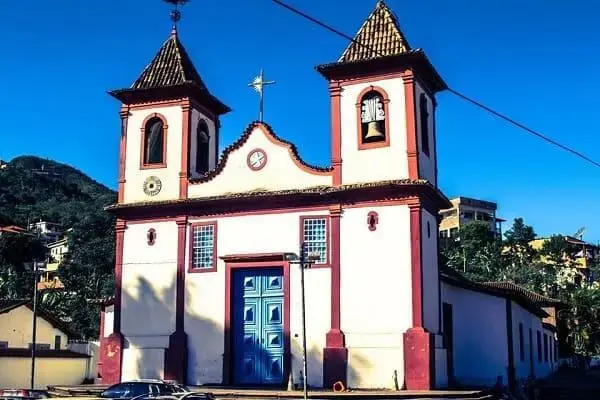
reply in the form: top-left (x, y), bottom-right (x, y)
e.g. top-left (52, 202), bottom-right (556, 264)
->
top-left (163, 0), bottom-right (189, 27)
top-left (248, 69), bottom-right (276, 122)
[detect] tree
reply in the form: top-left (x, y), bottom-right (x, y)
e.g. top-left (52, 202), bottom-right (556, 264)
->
top-left (504, 217), bottom-right (536, 245)
top-left (0, 233), bottom-right (46, 299)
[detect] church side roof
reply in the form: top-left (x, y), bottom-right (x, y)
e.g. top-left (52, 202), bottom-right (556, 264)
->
top-left (339, 0), bottom-right (411, 63)
top-left (132, 28), bottom-right (207, 91)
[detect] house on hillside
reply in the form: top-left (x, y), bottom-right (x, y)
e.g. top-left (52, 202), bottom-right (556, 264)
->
top-left (530, 235), bottom-right (597, 283)
top-left (0, 225), bottom-right (27, 236)
top-left (28, 220), bottom-right (63, 243)
top-left (38, 236), bottom-right (70, 291)
top-left (0, 300), bottom-right (90, 389)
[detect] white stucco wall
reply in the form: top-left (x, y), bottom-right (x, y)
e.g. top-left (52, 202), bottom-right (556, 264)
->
top-left (414, 82), bottom-right (436, 185)
top-left (441, 282), bottom-right (508, 387)
top-left (120, 221), bottom-right (178, 379)
top-left (339, 78), bottom-right (409, 184)
top-left (0, 305), bottom-right (68, 349)
top-left (188, 125), bottom-right (331, 198)
top-left (511, 302), bottom-right (555, 381)
top-left (124, 105), bottom-right (183, 203)
top-left (340, 205), bottom-right (412, 389)
top-left (185, 210), bottom-right (331, 386)
top-left (421, 209), bottom-right (440, 335)
top-left (189, 108), bottom-right (218, 180)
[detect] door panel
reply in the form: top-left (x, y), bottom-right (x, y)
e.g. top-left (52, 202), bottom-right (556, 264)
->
top-left (233, 268), bottom-right (284, 385)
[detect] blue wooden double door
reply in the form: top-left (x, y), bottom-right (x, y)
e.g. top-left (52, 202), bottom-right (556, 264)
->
top-left (233, 268), bottom-right (286, 385)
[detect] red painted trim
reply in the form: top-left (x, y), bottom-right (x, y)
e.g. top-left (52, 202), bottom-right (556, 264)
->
top-left (180, 100), bottom-right (191, 198)
top-left (147, 228), bottom-right (156, 246)
top-left (223, 260), bottom-right (291, 385)
top-left (117, 107), bottom-right (129, 203)
top-left (116, 197), bottom-right (445, 227)
top-left (356, 85), bottom-right (391, 150)
top-left (246, 148), bottom-right (268, 171)
top-left (367, 211), bottom-right (379, 232)
top-left (324, 205), bottom-right (346, 387)
top-left (188, 221), bottom-right (218, 273)
top-left (221, 253), bottom-right (289, 263)
top-left (409, 203), bottom-right (423, 327)
top-left (113, 219), bottom-right (126, 333)
top-left (330, 83), bottom-right (343, 186)
top-left (140, 112), bottom-right (169, 169)
top-left (164, 216), bottom-right (189, 383)
top-left (403, 71), bottom-right (420, 180)
top-left (175, 217), bottom-right (188, 330)
top-left (299, 215), bottom-right (331, 268)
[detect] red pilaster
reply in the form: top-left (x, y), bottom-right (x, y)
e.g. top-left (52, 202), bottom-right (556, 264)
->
top-left (404, 202), bottom-right (434, 390)
top-left (403, 71), bottom-right (419, 180)
top-left (117, 107), bottom-right (129, 203)
top-left (330, 82), bottom-right (343, 186)
top-left (323, 205), bottom-right (347, 388)
top-left (100, 219), bottom-right (126, 384)
top-left (165, 216), bottom-right (188, 382)
top-left (179, 100), bottom-right (191, 199)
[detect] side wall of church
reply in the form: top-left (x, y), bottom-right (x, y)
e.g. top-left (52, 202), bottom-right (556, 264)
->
top-left (339, 77), bottom-right (409, 185)
top-left (340, 205), bottom-right (413, 389)
top-left (124, 106), bottom-right (183, 203)
top-left (511, 302), bottom-right (556, 381)
top-left (414, 82), bottom-right (436, 185)
top-left (441, 282), bottom-right (509, 387)
top-left (189, 108), bottom-right (219, 180)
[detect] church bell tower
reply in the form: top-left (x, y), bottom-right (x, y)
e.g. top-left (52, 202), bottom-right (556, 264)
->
top-left (317, 0), bottom-right (446, 187)
top-left (110, 22), bottom-right (230, 205)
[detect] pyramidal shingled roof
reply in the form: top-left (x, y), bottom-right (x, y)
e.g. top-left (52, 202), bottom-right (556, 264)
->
top-left (131, 27), bottom-right (207, 90)
top-left (339, 0), bottom-right (411, 63)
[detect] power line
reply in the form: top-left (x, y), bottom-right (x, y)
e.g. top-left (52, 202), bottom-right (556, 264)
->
top-left (272, 0), bottom-right (600, 169)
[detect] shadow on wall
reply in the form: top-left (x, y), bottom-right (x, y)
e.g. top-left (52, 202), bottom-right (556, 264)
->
top-left (125, 275), bottom-right (364, 388)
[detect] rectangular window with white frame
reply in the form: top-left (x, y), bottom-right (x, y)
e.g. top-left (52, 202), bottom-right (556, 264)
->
top-left (190, 222), bottom-right (217, 272)
top-left (300, 216), bottom-right (329, 267)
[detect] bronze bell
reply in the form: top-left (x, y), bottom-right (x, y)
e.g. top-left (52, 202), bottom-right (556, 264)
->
top-left (364, 120), bottom-right (385, 140)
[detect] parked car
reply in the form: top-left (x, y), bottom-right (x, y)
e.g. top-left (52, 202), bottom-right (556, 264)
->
top-left (129, 393), bottom-right (214, 400)
top-left (99, 381), bottom-right (190, 400)
top-left (0, 389), bottom-right (49, 400)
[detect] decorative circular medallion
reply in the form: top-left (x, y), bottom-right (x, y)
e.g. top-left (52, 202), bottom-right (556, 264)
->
top-left (247, 148), bottom-right (268, 171)
top-left (143, 176), bottom-right (162, 196)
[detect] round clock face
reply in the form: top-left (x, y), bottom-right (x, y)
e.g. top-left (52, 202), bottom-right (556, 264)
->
top-left (247, 149), bottom-right (267, 171)
top-left (143, 176), bottom-right (162, 196)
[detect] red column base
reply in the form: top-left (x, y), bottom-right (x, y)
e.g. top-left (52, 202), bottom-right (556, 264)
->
top-left (100, 332), bottom-right (124, 384)
top-left (323, 329), bottom-right (347, 389)
top-left (403, 327), bottom-right (434, 390)
top-left (164, 330), bottom-right (188, 383)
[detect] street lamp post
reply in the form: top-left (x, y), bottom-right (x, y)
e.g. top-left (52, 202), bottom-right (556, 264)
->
top-left (286, 242), bottom-right (320, 400)
top-left (30, 260), bottom-right (45, 391)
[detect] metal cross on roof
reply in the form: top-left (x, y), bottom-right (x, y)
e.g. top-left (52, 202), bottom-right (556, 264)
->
top-left (163, 0), bottom-right (189, 26)
top-left (248, 69), bottom-right (276, 122)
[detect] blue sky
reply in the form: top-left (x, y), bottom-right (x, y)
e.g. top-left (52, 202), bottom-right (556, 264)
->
top-left (1, 0), bottom-right (599, 242)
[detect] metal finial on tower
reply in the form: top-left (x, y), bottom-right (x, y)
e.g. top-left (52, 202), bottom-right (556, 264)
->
top-left (248, 69), bottom-right (276, 122)
top-left (163, 0), bottom-right (189, 27)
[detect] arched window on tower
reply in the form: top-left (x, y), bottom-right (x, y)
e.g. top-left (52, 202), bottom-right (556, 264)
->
top-left (419, 93), bottom-right (430, 156)
top-left (196, 120), bottom-right (210, 175)
top-left (143, 117), bottom-right (165, 165)
top-left (359, 89), bottom-right (387, 146)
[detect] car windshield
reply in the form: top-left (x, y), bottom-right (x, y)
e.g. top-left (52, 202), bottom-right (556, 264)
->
top-left (101, 383), bottom-right (149, 399)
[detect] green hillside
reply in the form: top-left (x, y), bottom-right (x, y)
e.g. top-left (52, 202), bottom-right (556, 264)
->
top-left (0, 156), bottom-right (116, 338)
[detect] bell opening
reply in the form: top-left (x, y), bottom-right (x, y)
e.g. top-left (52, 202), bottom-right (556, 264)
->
top-left (362, 120), bottom-right (386, 143)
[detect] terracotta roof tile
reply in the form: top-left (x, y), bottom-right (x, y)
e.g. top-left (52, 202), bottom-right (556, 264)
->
top-left (131, 28), bottom-right (207, 91)
top-left (480, 282), bottom-right (564, 306)
top-left (339, 0), bottom-right (411, 63)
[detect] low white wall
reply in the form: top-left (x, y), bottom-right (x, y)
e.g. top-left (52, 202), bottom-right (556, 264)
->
top-left (67, 341), bottom-right (99, 379)
top-left (0, 357), bottom-right (88, 389)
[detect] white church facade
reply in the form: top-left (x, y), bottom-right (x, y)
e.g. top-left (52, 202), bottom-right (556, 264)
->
top-left (100, 1), bottom-right (559, 391)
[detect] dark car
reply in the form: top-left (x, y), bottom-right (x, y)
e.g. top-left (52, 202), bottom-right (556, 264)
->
top-left (99, 381), bottom-right (189, 400)
top-left (0, 390), bottom-right (49, 400)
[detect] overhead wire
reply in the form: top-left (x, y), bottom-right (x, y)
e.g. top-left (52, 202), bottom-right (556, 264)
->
top-left (271, 0), bottom-right (600, 169)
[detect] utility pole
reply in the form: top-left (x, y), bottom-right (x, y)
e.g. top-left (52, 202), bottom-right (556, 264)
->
top-left (30, 258), bottom-right (38, 391)
top-left (299, 242), bottom-right (309, 400)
